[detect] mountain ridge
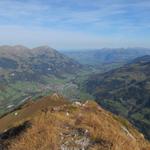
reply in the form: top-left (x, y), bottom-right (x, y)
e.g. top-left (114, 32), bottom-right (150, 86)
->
top-left (0, 94), bottom-right (149, 150)
top-left (63, 48), bottom-right (150, 69)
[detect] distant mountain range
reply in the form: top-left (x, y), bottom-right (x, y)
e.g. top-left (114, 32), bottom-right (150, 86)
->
top-left (63, 48), bottom-right (150, 71)
top-left (84, 55), bottom-right (150, 140)
top-left (0, 45), bottom-right (81, 83)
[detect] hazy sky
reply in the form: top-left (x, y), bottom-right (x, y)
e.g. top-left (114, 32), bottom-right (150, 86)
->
top-left (0, 0), bottom-right (150, 49)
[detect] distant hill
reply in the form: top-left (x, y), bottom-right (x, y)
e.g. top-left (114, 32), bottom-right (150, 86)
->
top-left (63, 48), bottom-right (150, 71)
top-left (0, 45), bottom-right (81, 82)
top-left (84, 55), bottom-right (150, 140)
top-left (0, 94), bottom-right (149, 150)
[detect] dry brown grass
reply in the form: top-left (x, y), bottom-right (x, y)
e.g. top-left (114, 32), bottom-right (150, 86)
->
top-left (73, 101), bottom-right (150, 150)
top-left (9, 113), bottom-right (60, 150)
top-left (8, 108), bottom-right (74, 150)
top-left (0, 96), bottom-right (149, 150)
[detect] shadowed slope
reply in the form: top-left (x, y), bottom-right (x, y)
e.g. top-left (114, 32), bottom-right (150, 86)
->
top-left (85, 55), bottom-right (150, 140)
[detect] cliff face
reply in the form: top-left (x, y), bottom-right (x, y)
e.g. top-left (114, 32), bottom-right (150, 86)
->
top-left (0, 94), bottom-right (150, 150)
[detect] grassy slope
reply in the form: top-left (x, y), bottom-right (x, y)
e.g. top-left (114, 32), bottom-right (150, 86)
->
top-left (0, 95), bottom-right (149, 150)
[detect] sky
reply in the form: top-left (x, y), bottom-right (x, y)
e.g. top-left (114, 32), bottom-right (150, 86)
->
top-left (0, 0), bottom-right (150, 49)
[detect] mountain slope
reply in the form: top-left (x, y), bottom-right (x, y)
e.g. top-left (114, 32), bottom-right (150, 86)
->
top-left (0, 45), bottom-right (82, 116)
top-left (0, 45), bottom-right (81, 81)
top-left (84, 55), bottom-right (150, 140)
top-left (0, 94), bottom-right (149, 150)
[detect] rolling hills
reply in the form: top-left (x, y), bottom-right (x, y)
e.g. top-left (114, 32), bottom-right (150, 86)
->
top-left (0, 94), bottom-right (149, 150)
top-left (84, 55), bottom-right (150, 140)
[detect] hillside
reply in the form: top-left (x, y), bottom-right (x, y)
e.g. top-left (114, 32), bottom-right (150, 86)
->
top-left (84, 55), bottom-right (150, 140)
top-left (0, 45), bottom-right (81, 80)
top-left (0, 94), bottom-right (149, 150)
top-left (0, 45), bottom-right (83, 116)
